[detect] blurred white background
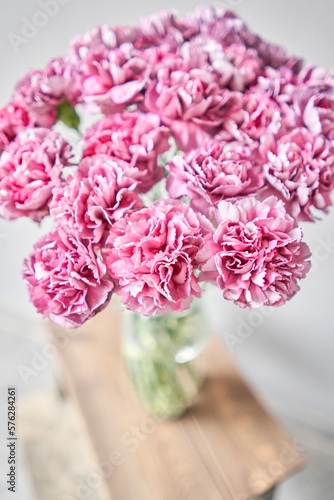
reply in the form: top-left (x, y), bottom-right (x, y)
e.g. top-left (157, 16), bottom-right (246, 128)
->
top-left (0, 1), bottom-right (334, 498)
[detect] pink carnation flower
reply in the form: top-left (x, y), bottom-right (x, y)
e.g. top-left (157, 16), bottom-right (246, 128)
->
top-left (0, 101), bottom-right (34, 154)
top-left (252, 66), bottom-right (334, 141)
top-left (50, 155), bottom-right (143, 243)
top-left (184, 6), bottom-right (249, 47)
top-left (217, 92), bottom-right (283, 144)
top-left (260, 128), bottom-right (334, 220)
top-left (140, 10), bottom-right (186, 51)
top-left (292, 66), bottom-right (334, 140)
top-left (202, 196), bottom-right (311, 308)
top-left (145, 55), bottom-right (242, 150)
top-left (82, 112), bottom-right (170, 192)
top-left (167, 140), bottom-right (264, 217)
top-left (244, 67), bottom-right (302, 135)
top-left (22, 227), bottom-right (114, 328)
top-left (184, 5), bottom-right (302, 71)
top-left (242, 32), bottom-right (302, 71)
top-left (70, 24), bottom-right (140, 62)
top-left (12, 58), bottom-right (81, 128)
top-left (197, 39), bottom-right (261, 91)
top-left (0, 128), bottom-right (72, 222)
top-left (41, 57), bottom-right (82, 104)
top-left (105, 200), bottom-right (213, 315)
top-left (295, 87), bottom-right (334, 140)
top-left (70, 29), bottom-right (148, 113)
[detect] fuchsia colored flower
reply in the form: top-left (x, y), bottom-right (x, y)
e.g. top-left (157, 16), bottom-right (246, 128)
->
top-left (105, 200), bottom-right (213, 315)
top-left (0, 102), bottom-right (34, 154)
top-left (202, 196), bottom-right (311, 308)
top-left (82, 112), bottom-right (170, 192)
top-left (50, 155), bottom-right (143, 243)
top-left (260, 128), bottom-right (334, 221)
top-left (0, 128), bottom-right (72, 222)
top-left (22, 227), bottom-right (114, 328)
top-left (167, 140), bottom-right (264, 217)
top-left (12, 58), bottom-right (81, 128)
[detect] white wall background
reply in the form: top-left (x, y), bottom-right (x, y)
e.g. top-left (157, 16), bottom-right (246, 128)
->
top-left (0, 0), bottom-right (334, 423)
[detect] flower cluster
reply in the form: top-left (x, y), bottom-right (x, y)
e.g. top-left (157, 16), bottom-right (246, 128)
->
top-left (1, 6), bottom-right (332, 326)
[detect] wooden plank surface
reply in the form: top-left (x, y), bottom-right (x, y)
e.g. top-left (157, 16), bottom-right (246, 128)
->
top-left (48, 304), bottom-right (304, 500)
top-left (19, 390), bottom-right (111, 500)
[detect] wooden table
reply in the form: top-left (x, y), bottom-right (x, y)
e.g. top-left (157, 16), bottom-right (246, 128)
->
top-left (48, 304), bottom-right (304, 500)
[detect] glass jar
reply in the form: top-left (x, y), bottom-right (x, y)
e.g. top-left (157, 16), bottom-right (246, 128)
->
top-left (121, 300), bottom-right (208, 418)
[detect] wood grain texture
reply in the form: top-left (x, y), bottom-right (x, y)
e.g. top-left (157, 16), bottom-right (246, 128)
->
top-left (47, 303), bottom-right (305, 500)
top-left (19, 390), bottom-right (111, 500)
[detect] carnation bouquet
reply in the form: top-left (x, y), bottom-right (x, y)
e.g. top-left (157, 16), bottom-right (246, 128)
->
top-left (1, 6), bottom-right (333, 416)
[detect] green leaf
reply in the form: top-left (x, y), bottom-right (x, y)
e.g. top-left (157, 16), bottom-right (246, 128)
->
top-left (56, 101), bottom-right (80, 130)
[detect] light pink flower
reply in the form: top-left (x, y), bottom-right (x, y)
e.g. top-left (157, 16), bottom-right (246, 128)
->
top-left (293, 88), bottom-right (334, 140)
top-left (145, 55), bottom-right (242, 150)
top-left (105, 200), bottom-right (213, 315)
top-left (70, 25), bottom-right (118, 77)
top-left (167, 140), bottom-right (264, 217)
top-left (217, 92), bottom-right (284, 143)
top-left (50, 155), bottom-right (143, 243)
top-left (252, 66), bottom-right (334, 141)
top-left (0, 101), bottom-right (34, 154)
top-left (140, 10), bottom-right (186, 51)
top-left (41, 57), bottom-right (82, 105)
top-left (202, 196), bottom-right (311, 308)
top-left (82, 112), bottom-right (170, 192)
top-left (198, 39), bottom-right (261, 90)
top-left (70, 24), bottom-right (140, 61)
top-left (243, 33), bottom-right (302, 71)
top-left (0, 128), bottom-right (72, 222)
top-left (12, 58), bottom-right (81, 128)
top-left (70, 29), bottom-right (148, 113)
top-left (260, 128), bottom-right (334, 221)
top-left (168, 36), bottom-right (259, 91)
top-left (246, 67), bottom-right (302, 133)
top-left (184, 6), bottom-right (249, 47)
top-left (254, 66), bottom-right (298, 100)
top-left (252, 65), bottom-right (334, 140)
top-left (22, 227), bottom-right (114, 328)
top-left (291, 66), bottom-right (334, 140)
top-left (298, 65), bottom-right (334, 88)
top-left (12, 70), bottom-right (55, 128)
top-left (184, 5), bottom-right (302, 72)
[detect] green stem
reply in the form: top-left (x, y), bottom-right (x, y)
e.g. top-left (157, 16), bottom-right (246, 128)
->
top-left (122, 301), bottom-right (207, 418)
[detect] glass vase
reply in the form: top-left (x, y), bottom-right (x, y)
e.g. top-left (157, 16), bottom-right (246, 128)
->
top-left (121, 300), bottom-right (208, 418)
